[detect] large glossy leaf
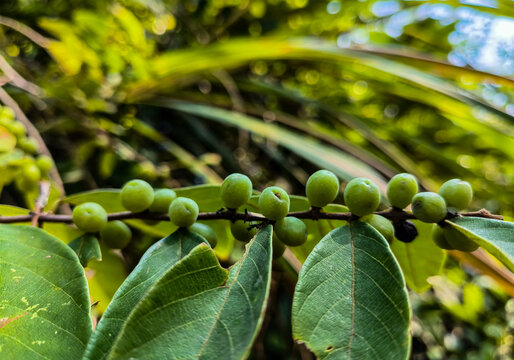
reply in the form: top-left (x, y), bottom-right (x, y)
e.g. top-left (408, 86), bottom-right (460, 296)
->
top-left (292, 222), bottom-right (411, 359)
top-left (391, 221), bottom-right (446, 292)
top-left (446, 217), bottom-right (514, 272)
top-left (0, 224), bottom-right (92, 359)
top-left (107, 225), bottom-right (273, 359)
top-left (84, 228), bottom-right (206, 360)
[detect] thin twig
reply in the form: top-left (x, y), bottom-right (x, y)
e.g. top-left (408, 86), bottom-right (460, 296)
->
top-left (0, 16), bottom-right (50, 48)
top-left (0, 54), bottom-right (44, 96)
top-left (0, 208), bottom-right (502, 224)
top-left (32, 181), bottom-right (51, 227)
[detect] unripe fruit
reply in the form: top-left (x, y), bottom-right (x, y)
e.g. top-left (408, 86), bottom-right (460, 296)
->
top-left (343, 178), bottom-right (380, 217)
top-left (439, 179), bottom-right (473, 211)
top-left (9, 122), bottom-right (26, 138)
top-left (443, 225), bottom-right (478, 252)
top-left (220, 173), bottom-right (253, 209)
top-left (168, 197), bottom-right (199, 227)
top-left (120, 179), bottom-right (154, 213)
top-left (360, 214), bottom-right (394, 244)
top-left (386, 173), bottom-right (418, 209)
top-left (149, 189), bottom-right (177, 213)
top-left (22, 163), bottom-right (41, 185)
top-left (431, 224), bottom-right (454, 250)
top-left (258, 186), bottom-right (290, 221)
top-left (230, 221), bottom-right (256, 242)
top-left (306, 170), bottom-right (339, 208)
top-left (100, 221), bottom-right (132, 249)
top-left (73, 202), bottom-right (108, 233)
top-left (17, 137), bottom-right (39, 154)
top-left (272, 233), bottom-right (286, 259)
top-left (411, 192), bottom-right (447, 223)
top-left (0, 106), bottom-right (15, 120)
top-left (393, 220), bottom-right (418, 243)
top-left (189, 223), bottom-right (217, 248)
top-left (35, 155), bottom-right (54, 174)
top-left (274, 217), bottom-right (307, 246)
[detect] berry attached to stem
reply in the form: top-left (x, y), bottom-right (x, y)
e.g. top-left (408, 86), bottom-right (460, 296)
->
top-left (168, 197), bottom-right (199, 227)
top-left (386, 173), bottom-right (418, 209)
top-left (305, 170), bottom-right (339, 208)
top-left (120, 179), bottom-right (155, 213)
top-left (343, 178), bottom-right (380, 217)
top-left (220, 173), bottom-right (253, 210)
top-left (72, 202), bottom-right (108, 233)
top-left (258, 186), bottom-right (290, 221)
top-left (274, 217), bottom-right (307, 246)
top-left (411, 192), bottom-right (447, 223)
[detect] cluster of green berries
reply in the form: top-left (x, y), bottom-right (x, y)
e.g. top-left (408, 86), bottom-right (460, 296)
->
top-left (72, 179), bottom-right (217, 250)
top-left (0, 105), bottom-right (54, 192)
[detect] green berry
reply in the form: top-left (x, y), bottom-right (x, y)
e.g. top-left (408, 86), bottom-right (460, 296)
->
top-left (189, 223), bottom-right (217, 248)
top-left (272, 233), bottom-right (286, 259)
top-left (73, 202), bottom-right (108, 233)
top-left (8, 122), bottom-right (26, 138)
top-left (17, 137), bottom-right (39, 154)
top-left (386, 173), bottom-right (418, 209)
top-left (149, 189), bottom-right (177, 213)
top-left (220, 173), bottom-right (253, 209)
top-left (439, 179), bottom-right (473, 211)
top-left (100, 221), bottom-right (132, 249)
top-left (22, 163), bottom-right (41, 185)
top-left (431, 224), bottom-right (454, 250)
top-left (343, 178), bottom-right (380, 217)
top-left (274, 217), bottom-right (307, 246)
top-left (443, 226), bottom-right (478, 252)
top-left (0, 106), bottom-right (15, 120)
top-left (306, 170), bottom-right (340, 208)
top-left (120, 179), bottom-right (154, 213)
top-left (258, 186), bottom-right (290, 221)
top-left (411, 192), bottom-right (447, 223)
top-left (168, 197), bottom-right (199, 227)
top-left (230, 221), bottom-right (256, 242)
top-left (360, 214), bottom-right (394, 244)
top-left (36, 155), bottom-right (54, 174)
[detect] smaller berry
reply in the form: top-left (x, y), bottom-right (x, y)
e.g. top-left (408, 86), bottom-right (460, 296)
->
top-left (120, 179), bottom-right (154, 213)
top-left (443, 225), bottom-right (478, 252)
top-left (439, 179), bottom-right (473, 211)
top-left (100, 221), bottom-right (132, 249)
top-left (411, 192), bottom-right (447, 223)
top-left (258, 186), bottom-right (290, 221)
top-left (306, 170), bottom-right (340, 208)
top-left (272, 233), bottom-right (286, 259)
top-left (17, 137), bottom-right (39, 154)
top-left (168, 197), bottom-right (199, 227)
top-left (343, 178), bottom-right (380, 217)
top-left (393, 220), bottom-right (418, 243)
top-left (8, 122), bottom-right (26, 138)
top-left (149, 189), bottom-right (177, 213)
top-left (189, 223), bottom-right (217, 248)
top-left (431, 224), bottom-right (454, 250)
top-left (230, 221), bottom-right (257, 243)
top-left (274, 217), bottom-right (307, 246)
top-left (73, 202), bottom-right (108, 233)
top-left (386, 173), bottom-right (418, 209)
top-left (35, 155), bottom-right (54, 175)
top-left (22, 163), bottom-right (41, 185)
top-left (220, 173), bottom-right (253, 209)
top-left (360, 214), bottom-right (394, 244)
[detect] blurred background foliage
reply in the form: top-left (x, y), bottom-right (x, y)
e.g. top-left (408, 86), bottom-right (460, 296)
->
top-left (0, 0), bottom-right (513, 358)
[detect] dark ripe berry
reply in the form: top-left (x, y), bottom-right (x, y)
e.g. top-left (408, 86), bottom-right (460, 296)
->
top-left (120, 179), bottom-right (154, 213)
top-left (230, 220), bottom-right (257, 243)
top-left (343, 178), bottom-right (380, 217)
top-left (393, 220), bottom-right (418, 243)
top-left (431, 224), bottom-right (454, 250)
top-left (411, 192), bottom-right (447, 223)
top-left (386, 173), bottom-right (418, 209)
top-left (439, 179), bottom-right (473, 211)
top-left (274, 217), bottom-right (307, 246)
top-left (220, 173), bottom-right (253, 209)
top-left (360, 214), bottom-right (394, 244)
top-left (100, 221), bottom-right (132, 249)
top-left (189, 223), bottom-right (217, 248)
top-left (258, 186), bottom-right (290, 221)
top-left (305, 170), bottom-right (340, 208)
top-left (168, 197), bottom-right (199, 227)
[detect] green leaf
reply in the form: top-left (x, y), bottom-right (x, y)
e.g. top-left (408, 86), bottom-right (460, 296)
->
top-left (446, 217), bottom-right (514, 272)
top-left (0, 224), bottom-right (92, 358)
top-left (84, 228), bottom-right (206, 360)
top-left (292, 222), bottom-right (411, 359)
top-left (69, 234), bottom-right (102, 267)
top-left (106, 225), bottom-right (273, 360)
top-left (391, 221), bottom-right (446, 292)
